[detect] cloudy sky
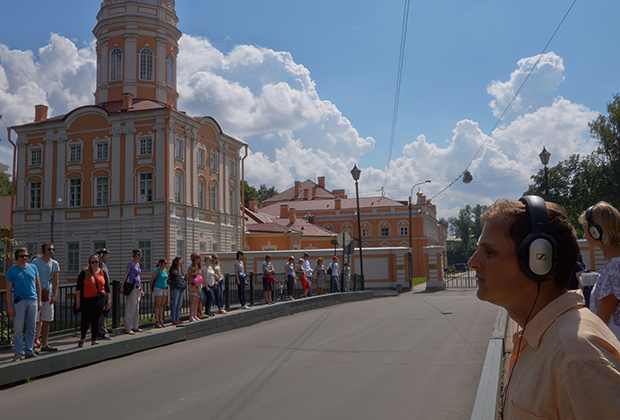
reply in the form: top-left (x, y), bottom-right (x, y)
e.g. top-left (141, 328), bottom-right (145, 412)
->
top-left (0, 0), bottom-right (618, 218)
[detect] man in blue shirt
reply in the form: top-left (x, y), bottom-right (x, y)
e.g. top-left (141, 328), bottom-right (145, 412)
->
top-left (32, 242), bottom-right (60, 352)
top-left (5, 247), bottom-right (42, 361)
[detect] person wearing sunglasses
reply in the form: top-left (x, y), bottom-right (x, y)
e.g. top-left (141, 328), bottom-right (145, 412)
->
top-left (5, 248), bottom-right (42, 361)
top-left (32, 242), bottom-right (60, 352)
top-left (75, 254), bottom-right (111, 347)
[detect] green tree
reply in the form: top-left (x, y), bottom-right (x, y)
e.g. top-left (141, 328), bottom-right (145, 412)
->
top-left (0, 171), bottom-right (11, 196)
top-left (256, 184), bottom-right (278, 203)
top-left (243, 181), bottom-right (257, 208)
top-left (445, 204), bottom-right (488, 265)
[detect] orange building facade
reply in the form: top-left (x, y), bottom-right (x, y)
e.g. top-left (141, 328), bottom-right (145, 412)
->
top-left (8, 0), bottom-right (245, 284)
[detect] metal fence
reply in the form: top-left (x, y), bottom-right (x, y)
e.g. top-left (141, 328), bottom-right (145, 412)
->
top-left (0, 272), bottom-right (364, 348)
top-left (444, 268), bottom-right (477, 288)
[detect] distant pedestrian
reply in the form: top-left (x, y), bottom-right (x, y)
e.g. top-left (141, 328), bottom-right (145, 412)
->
top-left (96, 248), bottom-right (112, 339)
top-left (168, 256), bottom-right (186, 325)
top-left (343, 262), bottom-right (351, 292)
top-left (329, 256), bottom-right (340, 293)
top-left (32, 242), bottom-right (60, 352)
top-left (75, 254), bottom-right (110, 347)
top-left (302, 252), bottom-right (313, 297)
top-left (298, 258), bottom-right (310, 298)
top-left (212, 254), bottom-right (226, 314)
top-left (150, 258), bottom-right (169, 328)
top-left (314, 257), bottom-right (326, 295)
top-left (235, 251), bottom-right (250, 309)
top-left (202, 255), bottom-right (215, 316)
top-left (186, 253), bottom-right (203, 321)
top-left (263, 255), bottom-right (275, 304)
top-left (120, 249), bottom-right (144, 334)
top-left (285, 256), bottom-right (296, 300)
top-left (5, 248), bottom-right (42, 361)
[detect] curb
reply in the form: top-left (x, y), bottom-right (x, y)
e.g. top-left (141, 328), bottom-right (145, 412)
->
top-left (0, 291), bottom-right (374, 388)
top-left (470, 307), bottom-right (508, 420)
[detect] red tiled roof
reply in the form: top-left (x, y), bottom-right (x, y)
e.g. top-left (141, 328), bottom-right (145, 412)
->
top-left (261, 179), bottom-right (337, 206)
top-left (259, 196), bottom-right (406, 216)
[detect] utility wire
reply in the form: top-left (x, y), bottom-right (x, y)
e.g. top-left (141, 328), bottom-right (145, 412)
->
top-left (382, 0), bottom-right (412, 189)
top-left (429, 0), bottom-right (578, 202)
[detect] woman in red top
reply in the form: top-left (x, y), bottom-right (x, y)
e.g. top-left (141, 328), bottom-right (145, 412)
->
top-left (76, 254), bottom-right (110, 347)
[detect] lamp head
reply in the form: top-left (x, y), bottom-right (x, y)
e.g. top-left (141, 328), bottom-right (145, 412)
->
top-left (350, 164), bottom-right (361, 181)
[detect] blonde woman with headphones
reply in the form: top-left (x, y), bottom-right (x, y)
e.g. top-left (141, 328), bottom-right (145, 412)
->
top-left (579, 202), bottom-right (620, 339)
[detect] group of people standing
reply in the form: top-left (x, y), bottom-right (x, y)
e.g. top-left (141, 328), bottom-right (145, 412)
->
top-left (273, 252), bottom-right (352, 302)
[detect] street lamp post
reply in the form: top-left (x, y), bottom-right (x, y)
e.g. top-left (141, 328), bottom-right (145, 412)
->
top-left (408, 180), bottom-right (431, 280)
top-left (50, 198), bottom-right (62, 243)
top-left (539, 146), bottom-right (551, 199)
top-left (350, 164), bottom-right (364, 290)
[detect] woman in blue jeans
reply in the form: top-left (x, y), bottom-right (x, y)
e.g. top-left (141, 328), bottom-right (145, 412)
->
top-left (212, 254), bottom-right (226, 314)
top-left (168, 256), bottom-right (186, 325)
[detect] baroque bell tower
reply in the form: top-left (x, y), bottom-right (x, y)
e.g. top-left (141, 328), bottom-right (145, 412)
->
top-left (93, 0), bottom-right (181, 108)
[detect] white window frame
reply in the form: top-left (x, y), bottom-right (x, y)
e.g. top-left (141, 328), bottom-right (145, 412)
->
top-left (175, 138), bottom-right (184, 161)
top-left (198, 180), bottom-right (205, 209)
top-left (29, 181), bottom-right (41, 210)
top-left (174, 173), bottom-right (183, 204)
top-left (110, 48), bottom-right (123, 82)
top-left (68, 178), bottom-right (82, 208)
top-left (229, 189), bottom-right (235, 215)
top-left (139, 48), bottom-right (154, 81)
top-left (400, 225), bottom-right (408, 236)
top-left (67, 242), bottom-right (80, 272)
top-left (29, 148), bottom-right (42, 167)
top-left (210, 183), bottom-right (218, 212)
top-left (381, 226), bottom-right (389, 237)
top-left (229, 158), bottom-right (236, 178)
top-left (197, 148), bottom-right (206, 168)
top-left (137, 240), bottom-right (152, 272)
top-left (176, 240), bottom-right (184, 259)
top-left (95, 141), bottom-right (109, 161)
top-left (95, 176), bottom-right (108, 206)
top-left (210, 151), bottom-right (218, 173)
top-left (138, 137), bottom-right (153, 157)
top-left (138, 173), bottom-right (153, 203)
top-left (68, 144), bottom-right (82, 164)
top-left (93, 241), bottom-right (107, 254)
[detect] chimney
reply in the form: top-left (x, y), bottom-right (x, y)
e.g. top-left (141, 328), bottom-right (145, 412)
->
top-left (289, 208), bottom-right (296, 224)
top-left (312, 188), bottom-right (317, 199)
top-left (122, 92), bottom-right (134, 111)
top-left (294, 181), bottom-right (301, 197)
top-left (34, 105), bottom-right (48, 122)
top-left (303, 189), bottom-right (309, 200)
top-left (280, 204), bottom-right (289, 219)
top-left (335, 198), bottom-right (341, 210)
top-left (248, 200), bottom-right (259, 213)
top-left (318, 176), bottom-right (325, 188)
top-left (308, 215), bottom-right (315, 224)
top-left (332, 189), bottom-right (347, 199)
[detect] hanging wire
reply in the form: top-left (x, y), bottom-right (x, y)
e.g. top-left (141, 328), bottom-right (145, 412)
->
top-left (381, 0), bottom-right (412, 189)
top-left (429, 0), bottom-right (578, 202)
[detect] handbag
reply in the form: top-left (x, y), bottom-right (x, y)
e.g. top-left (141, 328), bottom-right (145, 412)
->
top-left (266, 273), bottom-right (275, 283)
top-left (327, 266), bottom-right (332, 275)
top-left (123, 277), bottom-right (135, 295)
top-left (41, 288), bottom-right (50, 302)
top-left (96, 292), bottom-right (107, 308)
top-left (192, 275), bottom-right (204, 286)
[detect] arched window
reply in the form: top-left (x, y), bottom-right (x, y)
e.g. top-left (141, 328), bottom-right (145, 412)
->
top-left (110, 48), bottom-right (123, 81)
top-left (166, 53), bottom-right (175, 87)
top-left (139, 48), bottom-right (154, 81)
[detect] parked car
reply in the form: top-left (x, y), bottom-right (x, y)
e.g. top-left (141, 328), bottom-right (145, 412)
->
top-left (453, 263), bottom-right (468, 273)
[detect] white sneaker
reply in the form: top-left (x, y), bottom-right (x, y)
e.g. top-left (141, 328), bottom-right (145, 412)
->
top-left (242, 305), bottom-right (250, 309)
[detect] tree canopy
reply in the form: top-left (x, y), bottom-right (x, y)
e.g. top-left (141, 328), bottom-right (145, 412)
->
top-left (243, 181), bottom-right (279, 208)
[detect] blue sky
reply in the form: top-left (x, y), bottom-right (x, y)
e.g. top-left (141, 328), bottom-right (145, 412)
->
top-left (0, 0), bottom-right (618, 218)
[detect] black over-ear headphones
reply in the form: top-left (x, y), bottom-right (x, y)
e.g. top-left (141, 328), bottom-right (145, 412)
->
top-left (518, 196), bottom-right (558, 282)
top-left (585, 206), bottom-right (603, 241)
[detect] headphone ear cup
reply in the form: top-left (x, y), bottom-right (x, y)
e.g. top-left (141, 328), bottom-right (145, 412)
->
top-left (518, 233), bottom-right (557, 282)
top-left (588, 223), bottom-right (603, 241)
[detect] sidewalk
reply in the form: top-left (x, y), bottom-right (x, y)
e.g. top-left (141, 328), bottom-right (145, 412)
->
top-left (0, 291), bottom-right (375, 387)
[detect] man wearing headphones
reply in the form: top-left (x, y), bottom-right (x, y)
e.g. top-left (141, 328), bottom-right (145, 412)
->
top-left (468, 197), bottom-right (620, 419)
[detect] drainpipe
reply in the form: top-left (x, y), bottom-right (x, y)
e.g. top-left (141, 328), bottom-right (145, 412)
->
top-left (165, 107), bottom-right (172, 258)
top-left (241, 144), bottom-right (248, 251)
top-left (7, 127), bottom-right (16, 225)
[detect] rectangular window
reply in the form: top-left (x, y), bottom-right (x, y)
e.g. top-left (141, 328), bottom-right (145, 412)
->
top-left (362, 228), bottom-right (369, 237)
top-left (381, 227), bottom-right (389, 237)
top-left (67, 242), bottom-right (80, 272)
top-left (30, 149), bottom-right (42, 167)
top-left (167, 54), bottom-right (175, 87)
top-left (197, 148), bottom-right (206, 168)
top-left (210, 152), bottom-right (218, 173)
top-left (68, 144), bottom-right (82, 164)
top-left (139, 173), bottom-right (153, 203)
top-left (199, 242), bottom-right (206, 253)
top-left (175, 138), bottom-right (184, 160)
top-left (69, 178), bottom-right (81, 207)
top-left (139, 48), bottom-right (154, 81)
top-left (139, 137), bottom-right (153, 157)
top-left (95, 177), bottom-right (108, 206)
top-left (137, 240), bottom-right (152, 272)
top-left (210, 184), bottom-right (218, 212)
top-left (400, 226), bottom-right (408, 236)
top-left (110, 48), bottom-right (123, 82)
top-left (212, 242), bottom-right (218, 253)
top-left (176, 240), bottom-right (184, 260)
top-left (198, 181), bottom-right (205, 209)
top-left (93, 241), bottom-right (107, 253)
top-left (95, 142), bottom-right (109, 161)
top-left (229, 158), bottom-right (236, 178)
top-left (174, 173), bottom-right (183, 204)
top-left (229, 189), bottom-right (235, 215)
top-left (29, 181), bottom-right (41, 209)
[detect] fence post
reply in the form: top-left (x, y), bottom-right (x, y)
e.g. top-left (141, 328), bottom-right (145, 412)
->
top-left (111, 280), bottom-right (121, 329)
top-left (361, 274), bottom-right (365, 291)
top-left (224, 274), bottom-right (230, 310)
top-left (249, 272), bottom-right (255, 305)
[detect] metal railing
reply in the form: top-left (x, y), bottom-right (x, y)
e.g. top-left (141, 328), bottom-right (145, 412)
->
top-left (444, 268), bottom-right (477, 288)
top-left (0, 272), bottom-right (364, 347)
